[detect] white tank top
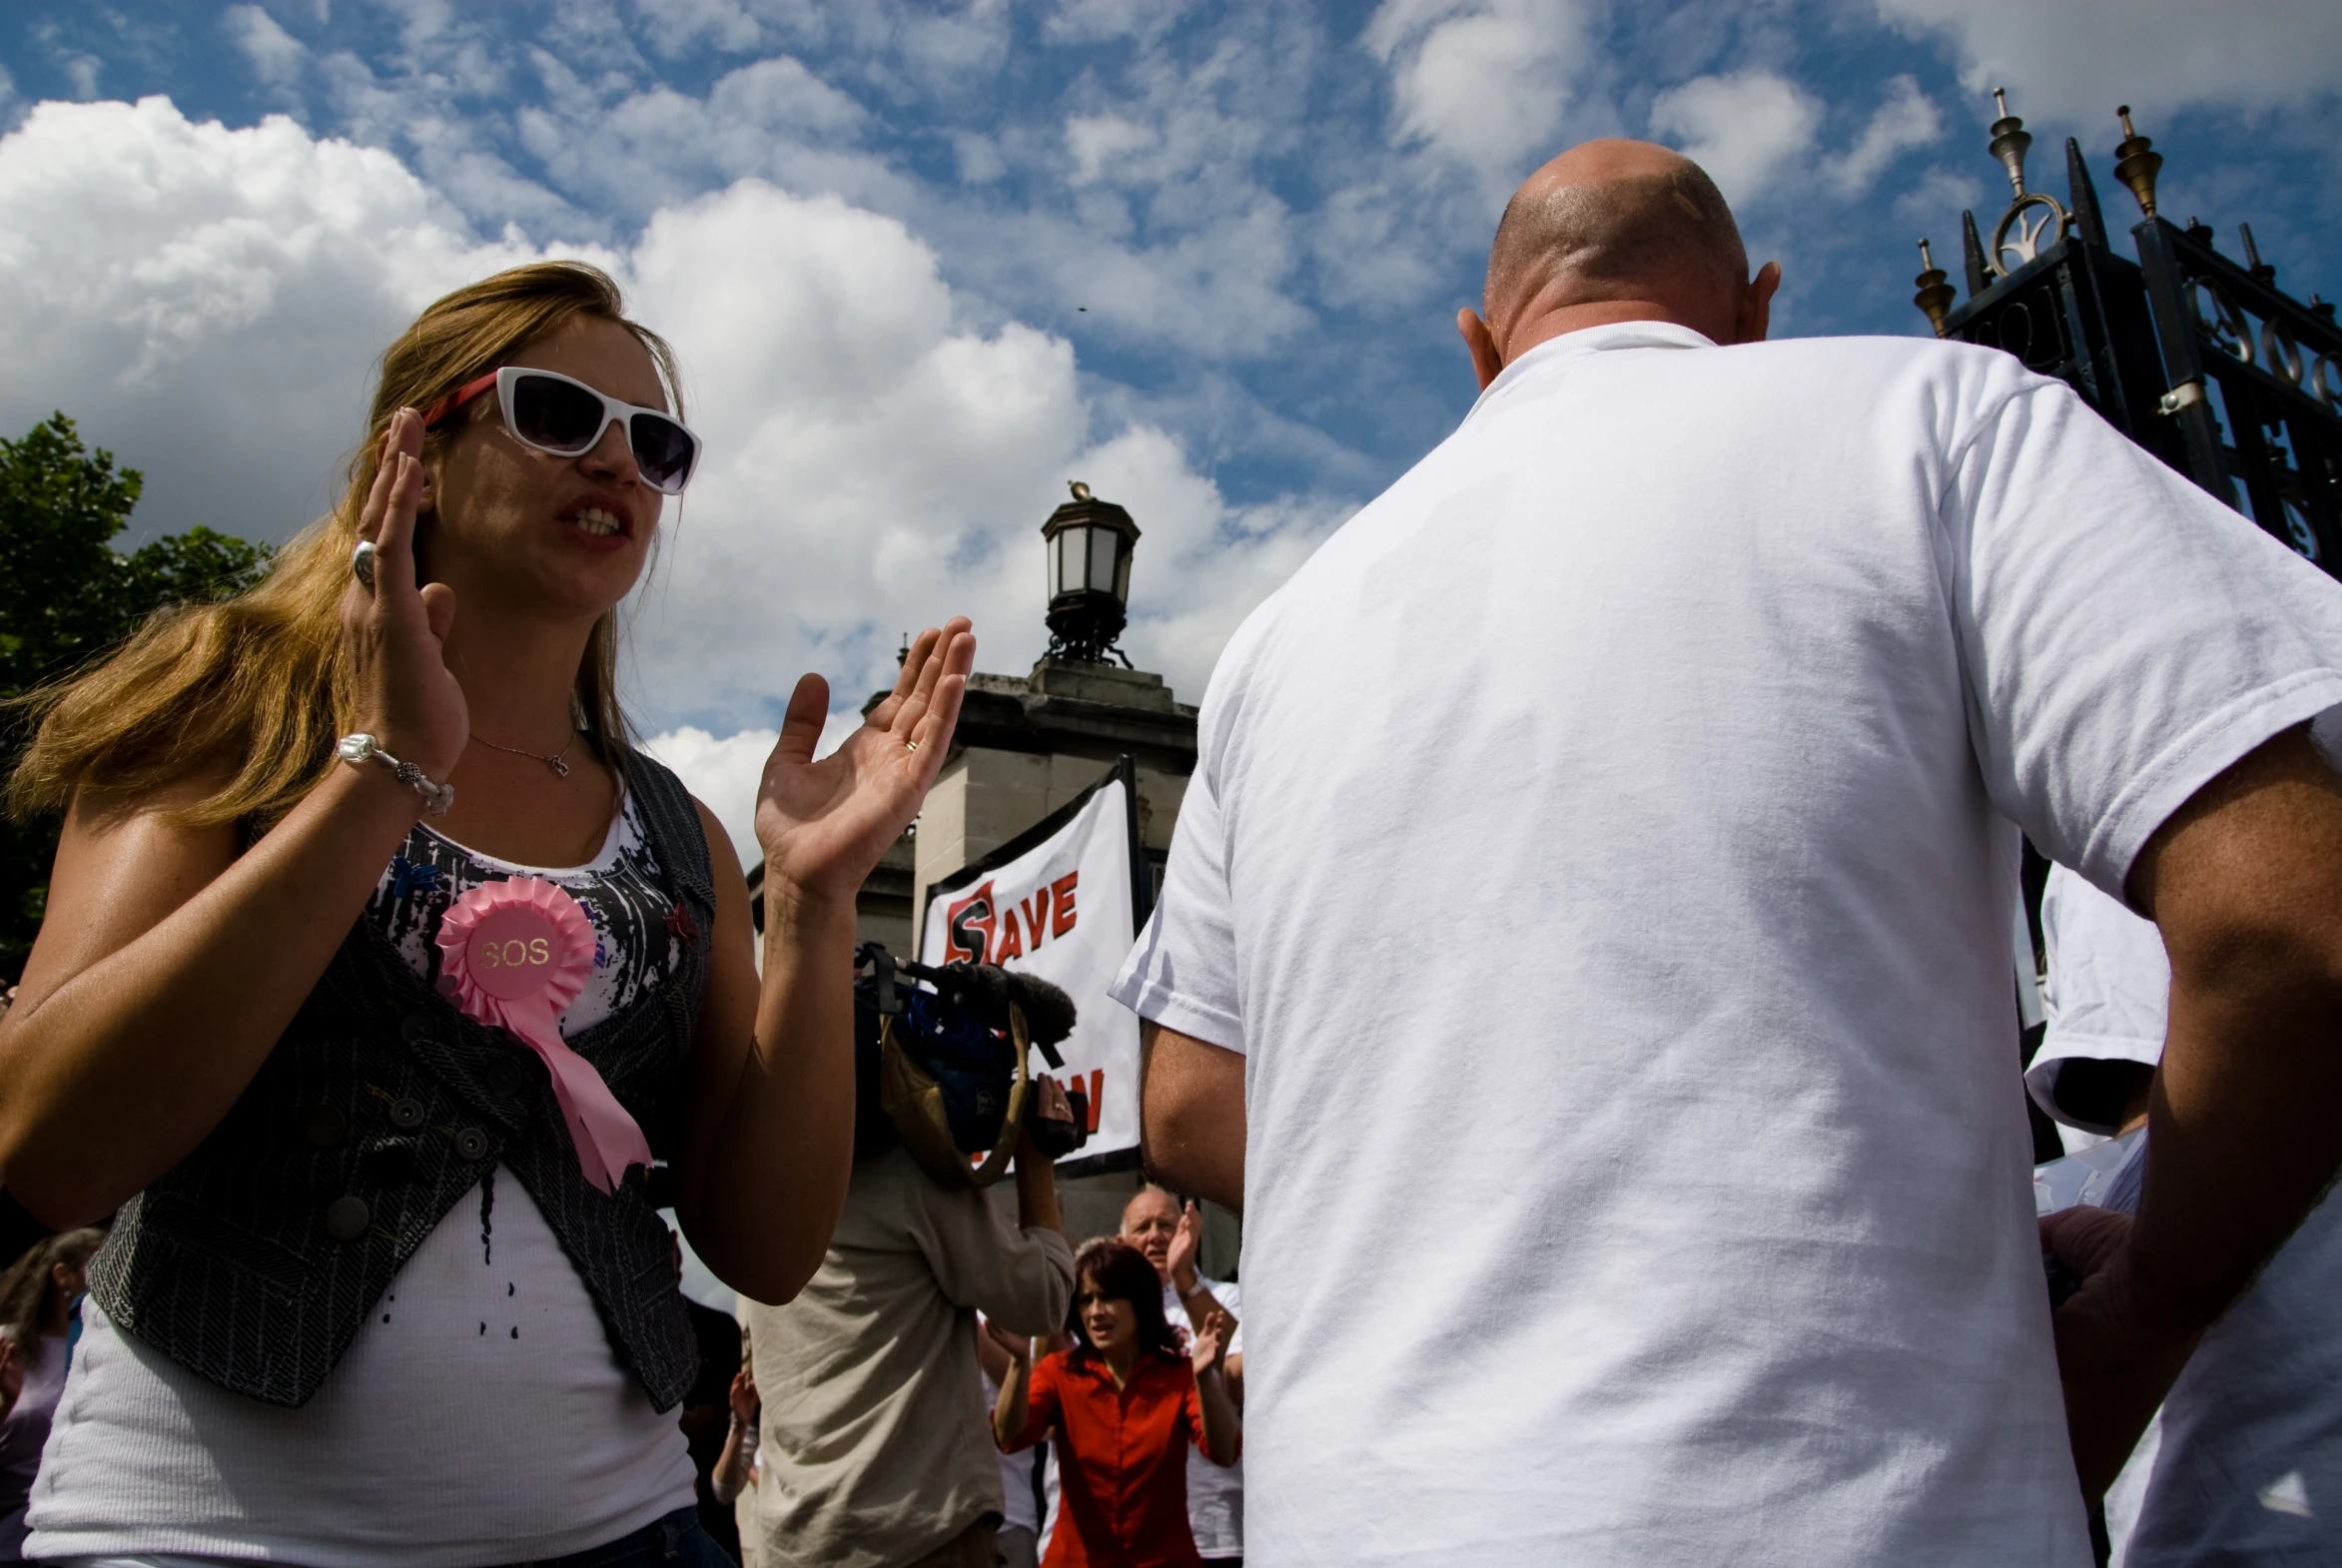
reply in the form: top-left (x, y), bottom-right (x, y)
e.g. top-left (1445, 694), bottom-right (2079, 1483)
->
top-left (27, 798), bottom-right (696, 1567)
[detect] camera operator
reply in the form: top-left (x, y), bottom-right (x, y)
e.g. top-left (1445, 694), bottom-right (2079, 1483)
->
top-left (743, 1075), bottom-right (1076, 1568)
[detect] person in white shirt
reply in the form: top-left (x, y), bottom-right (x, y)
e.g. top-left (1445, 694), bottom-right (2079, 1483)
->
top-left (1115, 138), bottom-right (2342, 1567)
top-left (2031, 863), bottom-right (2342, 1565)
top-left (1123, 1187), bottom-right (1245, 1562)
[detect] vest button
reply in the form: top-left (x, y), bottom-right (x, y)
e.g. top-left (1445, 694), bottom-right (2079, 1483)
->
top-left (482, 1058), bottom-right (525, 1099)
top-left (300, 1105), bottom-right (348, 1149)
top-left (324, 1195), bottom-right (372, 1241)
top-left (453, 1128), bottom-right (490, 1161)
top-left (389, 1097), bottom-right (426, 1131)
top-left (399, 1012), bottom-right (439, 1046)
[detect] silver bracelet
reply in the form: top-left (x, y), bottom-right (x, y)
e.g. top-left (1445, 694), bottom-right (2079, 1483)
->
top-left (336, 732), bottom-right (455, 817)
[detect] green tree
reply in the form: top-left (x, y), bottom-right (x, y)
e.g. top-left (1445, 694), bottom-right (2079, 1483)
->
top-left (1, 413), bottom-right (274, 984)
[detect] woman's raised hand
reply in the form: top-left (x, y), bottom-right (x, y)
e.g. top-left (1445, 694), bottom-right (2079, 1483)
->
top-left (339, 408), bottom-right (468, 777)
top-left (984, 1316), bottom-right (1036, 1366)
top-left (754, 619), bottom-right (975, 916)
top-left (727, 1366), bottom-right (761, 1425)
top-left (1189, 1306), bottom-right (1232, 1377)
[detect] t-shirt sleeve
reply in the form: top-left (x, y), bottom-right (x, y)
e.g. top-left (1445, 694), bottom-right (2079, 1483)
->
top-left (1944, 376), bottom-right (2342, 903)
top-left (1111, 734), bottom-right (1245, 1053)
top-left (2027, 863), bottom-right (2172, 1130)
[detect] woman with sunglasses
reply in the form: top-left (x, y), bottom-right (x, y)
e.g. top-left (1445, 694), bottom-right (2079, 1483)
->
top-left (0, 261), bottom-right (973, 1567)
top-left (994, 1239), bottom-right (1239, 1568)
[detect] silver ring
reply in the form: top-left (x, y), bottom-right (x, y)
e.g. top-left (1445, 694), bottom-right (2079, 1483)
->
top-left (351, 540), bottom-right (378, 590)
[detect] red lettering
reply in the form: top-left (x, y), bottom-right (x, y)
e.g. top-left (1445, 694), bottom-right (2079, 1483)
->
top-left (1086, 1069), bottom-right (1103, 1133)
top-left (1019, 888), bottom-right (1052, 949)
top-left (1051, 871), bottom-right (1079, 938)
top-left (944, 881), bottom-right (997, 964)
top-left (994, 907), bottom-right (1024, 961)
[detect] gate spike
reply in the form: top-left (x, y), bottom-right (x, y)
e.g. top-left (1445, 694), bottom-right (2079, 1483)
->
top-left (1960, 210), bottom-right (1989, 297)
top-left (2065, 138), bottom-right (2106, 249)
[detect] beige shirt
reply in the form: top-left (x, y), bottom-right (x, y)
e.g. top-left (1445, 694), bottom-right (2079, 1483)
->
top-left (745, 1146), bottom-right (1075, 1568)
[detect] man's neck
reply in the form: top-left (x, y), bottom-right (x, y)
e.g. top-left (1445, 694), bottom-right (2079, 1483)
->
top-left (1501, 299), bottom-right (1718, 365)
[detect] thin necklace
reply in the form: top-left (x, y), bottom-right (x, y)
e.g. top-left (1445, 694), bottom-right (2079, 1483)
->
top-left (470, 729), bottom-right (580, 779)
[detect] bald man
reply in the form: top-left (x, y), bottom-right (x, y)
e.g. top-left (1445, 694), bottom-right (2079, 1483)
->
top-left (1113, 141), bottom-right (2342, 1566)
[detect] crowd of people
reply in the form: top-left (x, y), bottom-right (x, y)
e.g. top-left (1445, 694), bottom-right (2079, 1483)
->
top-left (0, 131), bottom-right (2338, 1568)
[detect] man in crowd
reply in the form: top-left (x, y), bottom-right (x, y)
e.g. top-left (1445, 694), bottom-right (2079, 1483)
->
top-left (1122, 1187), bottom-right (1244, 1563)
top-left (744, 1080), bottom-right (1076, 1568)
top-left (2031, 861), bottom-right (2342, 1565)
top-left (1118, 137), bottom-right (2342, 1566)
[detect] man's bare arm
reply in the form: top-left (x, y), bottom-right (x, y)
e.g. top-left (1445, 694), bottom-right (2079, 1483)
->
top-left (1141, 1022), bottom-right (1245, 1212)
top-left (2048, 724), bottom-right (2342, 1495)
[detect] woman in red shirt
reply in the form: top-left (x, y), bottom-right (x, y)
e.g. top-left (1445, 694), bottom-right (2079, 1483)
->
top-left (994, 1239), bottom-right (1239, 1567)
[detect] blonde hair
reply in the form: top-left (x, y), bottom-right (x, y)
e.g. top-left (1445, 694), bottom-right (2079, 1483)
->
top-left (7, 262), bottom-right (681, 828)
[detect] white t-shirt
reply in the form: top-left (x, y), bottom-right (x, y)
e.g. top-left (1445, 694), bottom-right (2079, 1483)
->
top-left (2029, 865), bottom-right (2342, 1566)
top-left (1164, 1276), bottom-right (1244, 1559)
top-left (1111, 321), bottom-right (2342, 1567)
top-left (2028, 864), bottom-right (2171, 1153)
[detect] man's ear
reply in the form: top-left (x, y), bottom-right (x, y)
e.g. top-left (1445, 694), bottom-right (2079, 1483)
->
top-left (1734, 262), bottom-right (1782, 346)
top-left (1457, 307), bottom-right (1503, 391)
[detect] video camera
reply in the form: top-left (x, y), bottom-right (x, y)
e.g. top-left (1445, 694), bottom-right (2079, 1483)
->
top-left (853, 944), bottom-right (1090, 1187)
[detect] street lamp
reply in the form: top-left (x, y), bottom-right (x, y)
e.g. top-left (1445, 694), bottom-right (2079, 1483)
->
top-left (1040, 480), bottom-right (1140, 664)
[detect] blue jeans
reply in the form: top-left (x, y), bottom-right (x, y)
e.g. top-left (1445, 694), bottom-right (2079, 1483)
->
top-left (503, 1507), bottom-right (736, 1568)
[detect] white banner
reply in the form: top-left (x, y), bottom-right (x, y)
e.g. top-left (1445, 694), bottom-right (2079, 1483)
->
top-left (920, 760), bottom-right (1144, 1166)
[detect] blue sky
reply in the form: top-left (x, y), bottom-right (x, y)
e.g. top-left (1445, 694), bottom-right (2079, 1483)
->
top-left (3, 1), bottom-right (2338, 853)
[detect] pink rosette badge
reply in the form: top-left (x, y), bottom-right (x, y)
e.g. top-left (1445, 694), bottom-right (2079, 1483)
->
top-left (435, 877), bottom-right (650, 1194)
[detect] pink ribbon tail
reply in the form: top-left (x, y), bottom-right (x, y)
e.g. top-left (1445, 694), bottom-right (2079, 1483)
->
top-left (502, 998), bottom-right (652, 1194)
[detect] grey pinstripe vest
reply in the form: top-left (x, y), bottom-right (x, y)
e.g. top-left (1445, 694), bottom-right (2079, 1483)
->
top-left (85, 752), bottom-right (716, 1411)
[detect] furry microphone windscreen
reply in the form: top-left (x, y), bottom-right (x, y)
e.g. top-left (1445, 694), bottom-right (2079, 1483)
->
top-left (950, 963), bottom-right (1080, 1048)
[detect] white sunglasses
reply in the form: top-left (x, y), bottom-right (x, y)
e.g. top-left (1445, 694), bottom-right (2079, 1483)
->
top-left (421, 365), bottom-right (702, 494)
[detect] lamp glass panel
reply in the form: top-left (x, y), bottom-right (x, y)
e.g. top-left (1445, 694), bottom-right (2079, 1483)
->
top-left (1088, 526), bottom-right (1120, 593)
top-left (1050, 528), bottom-right (1069, 598)
top-left (1113, 539), bottom-right (1132, 601)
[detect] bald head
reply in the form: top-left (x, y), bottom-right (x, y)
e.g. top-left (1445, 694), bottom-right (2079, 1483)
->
top-left (1461, 140), bottom-right (1773, 384)
top-left (1488, 141), bottom-right (1746, 321)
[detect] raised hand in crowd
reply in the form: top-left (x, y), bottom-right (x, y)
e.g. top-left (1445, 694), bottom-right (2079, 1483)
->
top-left (1188, 1305), bottom-right (1241, 1468)
top-left (1187, 1306), bottom-right (1231, 1379)
top-left (1166, 1200), bottom-right (1204, 1289)
top-left (711, 1366), bottom-right (761, 1507)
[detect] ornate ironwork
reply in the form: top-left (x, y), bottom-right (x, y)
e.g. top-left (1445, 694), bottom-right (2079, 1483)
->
top-left (1909, 98), bottom-right (2342, 579)
top-left (1982, 91), bottom-right (2071, 279)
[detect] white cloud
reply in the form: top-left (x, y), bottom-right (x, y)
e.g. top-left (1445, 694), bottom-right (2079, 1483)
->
top-left (1824, 74), bottom-right (1942, 197)
top-left (0, 95), bottom-right (1335, 767)
top-left (640, 725), bottom-right (779, 867)
top-left (1648, 69), bottom-right (1821, 206)
top-left (1067, 113), bottom-right (1155, 185)
top-left (0, 97), bottom-right (546, 543)
top-left (1876, 0), bottom-right (2342, 120)
top-left (1364, 0), bottom-right (1596, 179)
top-left (225, 5), bottom-right (309, 88)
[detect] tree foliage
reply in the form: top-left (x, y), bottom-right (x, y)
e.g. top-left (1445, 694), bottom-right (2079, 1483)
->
top-left (1, 413), bottom-right (274, 983)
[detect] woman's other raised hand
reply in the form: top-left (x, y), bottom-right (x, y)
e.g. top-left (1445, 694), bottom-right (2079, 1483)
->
top-left (753, 619), bottom-right (975, 916)
top-left (340, 408), bottom-right (468, 777)
top-left (1189, 1306), bottom-right (1232, 1378)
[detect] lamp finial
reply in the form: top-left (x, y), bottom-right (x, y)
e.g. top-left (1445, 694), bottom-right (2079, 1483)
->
top-left (2112, 103), bottom-right (2163, 219)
